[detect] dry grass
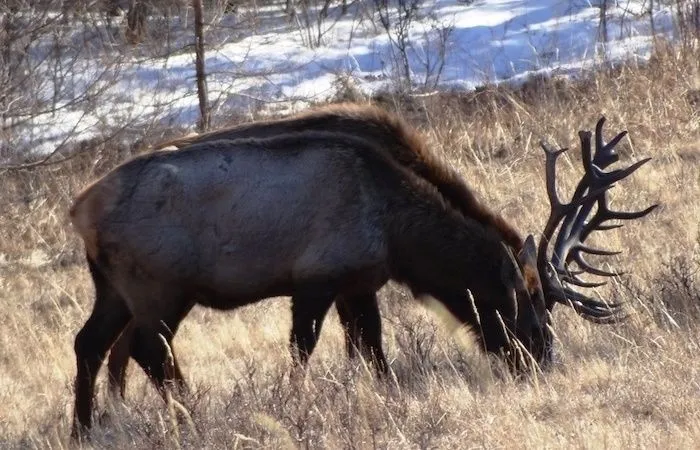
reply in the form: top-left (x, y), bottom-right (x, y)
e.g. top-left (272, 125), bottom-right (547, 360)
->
top-left (1, 44), bottom-right (699, 449)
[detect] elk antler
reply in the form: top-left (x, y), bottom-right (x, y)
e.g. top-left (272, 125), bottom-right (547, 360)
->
top-left (536, 117), bottom-right (658, 323)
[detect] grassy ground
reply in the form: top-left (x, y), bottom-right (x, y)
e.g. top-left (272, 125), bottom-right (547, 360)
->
top-left (0, 44), bottom-right (699, 449)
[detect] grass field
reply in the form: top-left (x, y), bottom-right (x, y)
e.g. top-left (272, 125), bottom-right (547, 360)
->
top-left (1, 45), bottom-right (699, 449)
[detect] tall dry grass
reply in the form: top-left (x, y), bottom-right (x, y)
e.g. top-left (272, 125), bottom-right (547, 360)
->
top-left (1, 43), bottom-right (699, 449)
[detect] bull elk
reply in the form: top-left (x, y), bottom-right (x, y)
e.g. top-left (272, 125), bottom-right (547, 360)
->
top-left (68, 107), bottom-right (655, 438)
top-left (105, 104), bottom-right (527, 399)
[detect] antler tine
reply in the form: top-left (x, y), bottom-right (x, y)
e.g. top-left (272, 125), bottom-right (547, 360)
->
top-left (577, 311), bottom-right (628, 325)
top-left (540, 141), bottom-right (568, 211)
top-left (558, 287), bottom-right (625, 310)
top-left (575, 245), bottom-right (621, 256)
top-left (593, 116), bottom-right (623, 169)
top-left (558, 273), bottom-right (608, 288)
top-left (596, 223), bottom-right (623, 231)
top-left (548, 284), bottom-right (627, 323)
top-left (537, 141), bottom-right (569, 279)
top-left (579, 196), bottom-right (659, 243)
top-left (571, 252), bottom-right (622, 278)
top-left (566, 300), bottom-right (626, 321)
top-left (592, 157), bottom-right (652, 186)
top-left (580, 130), bottom-right (594, 177)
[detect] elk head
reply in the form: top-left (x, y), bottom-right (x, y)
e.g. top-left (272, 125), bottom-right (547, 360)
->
top-left (514, 117), bottom-right (658, 367)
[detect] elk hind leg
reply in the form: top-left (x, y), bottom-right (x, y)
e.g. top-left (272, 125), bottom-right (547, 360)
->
top-left (126, 295), bottom-right (193, 400)
top-left (107, 321), bottom-right (133, 400)
top-left (128, 323), bottom-right (188, 398)
top-left (72, 256), bottom-right (132, 439)
top-left (104, 271), bottom-right (193, 401)
top-left (107, 320), bottom-right (189, 401)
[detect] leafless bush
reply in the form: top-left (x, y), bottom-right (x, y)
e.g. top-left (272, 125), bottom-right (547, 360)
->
top-left (370, 1), bottom-right (452, 92)
top-left (652, 250), bottom-right (700, 329)
top-left (374, 0), bottom-right (423, 91)
top-left (672, 0), bottom-right (700, 49)
top-left (291, 0), bottom-right (352, 48)
top-left (599, 0), bottom-right (609, 49)
top-left (0, 1), bottom-right (128, 164)
top-left (125, 0), bottom-right (150, 44)
top-left (411, 14), bottom-right (453, 90)
top-left (394, 312), bottom-right (440, 376)
top-left (329, 72), bottom-right (367, 102)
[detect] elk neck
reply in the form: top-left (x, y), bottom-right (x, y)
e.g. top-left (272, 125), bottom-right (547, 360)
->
top-left (382, 172), bottom-right (512, 319)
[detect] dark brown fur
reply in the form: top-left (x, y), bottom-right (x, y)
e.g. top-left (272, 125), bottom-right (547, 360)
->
top-left (106, 103), bottom-right (527, 400)
top-left (158, 103), bottom-right (524, 250)
top-left (69, 130), bottom-right (547, 438)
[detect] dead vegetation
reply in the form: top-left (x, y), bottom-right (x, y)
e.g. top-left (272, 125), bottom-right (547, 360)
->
top-left (1, 42), bottom-right (699, 448)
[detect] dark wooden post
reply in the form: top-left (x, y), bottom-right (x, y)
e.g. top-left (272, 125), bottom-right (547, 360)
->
top-left (193, 0), bottom-right (211, 131)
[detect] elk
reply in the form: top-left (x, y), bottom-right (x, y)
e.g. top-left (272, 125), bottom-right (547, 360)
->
top-left (69, 129), bottom-right (547, 437)
top-left (105, 103), bottom-right (527, 398)
top-left (69, 113), bottom-right (655, 438)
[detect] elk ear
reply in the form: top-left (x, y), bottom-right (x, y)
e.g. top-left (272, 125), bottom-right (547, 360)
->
top-left (501, 243), bottom-right (527, 291)
top-left (517, 235), bottom-right (542, 288)
top-left (500, 243), bottom-right (529, 323)
top-left (518, 234), bottom-right (547, 313)
top-left (517, 235), bottom-right (538, 269)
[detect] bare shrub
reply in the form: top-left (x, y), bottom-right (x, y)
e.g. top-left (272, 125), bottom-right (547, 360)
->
top-left (652, 250), bottom-right (700, 329)
top-left (374, 0), bottom-right (423, 91)
top-left (125, 0), bottom-right (150, 44)
top-left (329, 72), bottom-right (367, 103)
top-left (0, 1), bottom-right (128, 163)
top-left (412, 15), bottom-right (453, 90)
top-left (370, 3), bottom-right (453, 92)
top-left (672, 0), bottom-right (700, 49)
top-left (291, 0), bottom-right (352, 48)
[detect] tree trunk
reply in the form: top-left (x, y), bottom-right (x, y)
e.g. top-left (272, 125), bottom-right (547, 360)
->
top-left (126, 0), bottom-right (149, 44)
top-left (599, 0), bottom-right (608, 44)
top-left (193, 0), bottom-right (210, 132)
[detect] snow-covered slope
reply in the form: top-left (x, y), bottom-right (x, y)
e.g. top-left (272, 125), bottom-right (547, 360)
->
top-left (17, 0), bottom-right (676, 155)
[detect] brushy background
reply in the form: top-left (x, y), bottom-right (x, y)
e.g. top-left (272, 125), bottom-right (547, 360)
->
top-left (1, 1), bottom-right (699, 448)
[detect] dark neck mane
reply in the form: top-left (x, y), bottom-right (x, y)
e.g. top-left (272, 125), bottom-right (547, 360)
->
top-left (374, 161), bottom-right (507, 309)
top-left (302, 104), bottom-right (524, 251)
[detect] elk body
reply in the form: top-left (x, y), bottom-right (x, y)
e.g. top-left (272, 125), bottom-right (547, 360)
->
top-left (106, 103), bottom-right (526, 399)
top-left (70, 130), bottom-right (550, 437)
